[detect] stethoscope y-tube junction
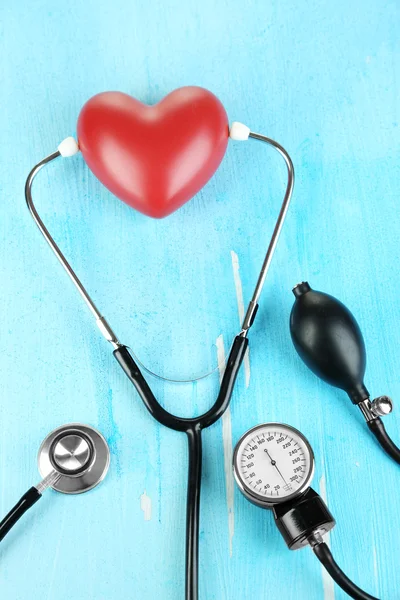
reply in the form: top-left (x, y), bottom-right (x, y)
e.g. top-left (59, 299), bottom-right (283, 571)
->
top-left (114, 336), bottom-right (248, 598)
top-left (25, 128), bottom-right (294, 600)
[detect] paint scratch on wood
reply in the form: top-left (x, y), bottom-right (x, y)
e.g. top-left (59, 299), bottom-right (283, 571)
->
top-left (372, 545), bottom-right (379, 585)
top-left (319, 474), bottom-right (335, 599)
top-left (230, 250), bottom-right (250, 387)
top-left (140, 490), bottom-right (152, 521)
top-left (217, 334), bottom-right (234, 557)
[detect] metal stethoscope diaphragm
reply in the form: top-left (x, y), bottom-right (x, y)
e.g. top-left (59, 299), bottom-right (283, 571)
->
top-left (0, 423), bottom-right (110, 543)
top-left (38, 423), bottom-right (110, 493)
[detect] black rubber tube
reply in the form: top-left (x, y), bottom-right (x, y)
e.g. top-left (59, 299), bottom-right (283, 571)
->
top-left (113, 336), bottom-right (248, 432)
top-left (113, 335), bottom-right (248, 600)
top-left (0, 487), bottom-right (41, 542)
top-left (313, 542), bottom-right (379, 600)
top-left (368, 418), bottom-right (400, 465)
top-left (185, 427), bottom-right (202, 600)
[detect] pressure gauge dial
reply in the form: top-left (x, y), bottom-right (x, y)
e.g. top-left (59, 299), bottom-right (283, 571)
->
top-left (233, 423), bottom-right (314, 508)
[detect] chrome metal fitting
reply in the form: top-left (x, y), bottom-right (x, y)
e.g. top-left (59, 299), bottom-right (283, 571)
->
top-left (359, 397), bottom-right (393, 422)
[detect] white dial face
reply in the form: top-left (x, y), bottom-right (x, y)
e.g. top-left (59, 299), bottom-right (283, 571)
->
top-left (234, 423), bottom-right (314, 505)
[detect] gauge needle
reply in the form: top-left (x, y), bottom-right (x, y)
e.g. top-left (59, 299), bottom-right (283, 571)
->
top-left (264, 449), bottom-right (288, 485)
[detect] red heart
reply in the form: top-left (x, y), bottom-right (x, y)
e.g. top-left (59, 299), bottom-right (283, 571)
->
top-left (77, 86), bottom-right (229, 218)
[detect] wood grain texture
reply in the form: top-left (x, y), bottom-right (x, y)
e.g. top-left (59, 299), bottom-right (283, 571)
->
top-left (0, 1), bottom-right (399, 598)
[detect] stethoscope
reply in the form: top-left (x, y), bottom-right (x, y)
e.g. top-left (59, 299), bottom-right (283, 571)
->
top-left (0, 424), bottom-right (110, 543)
top-left (24, 117), bottom-right (294, 600)
top-left (13, 86), bottom-right (395, 598)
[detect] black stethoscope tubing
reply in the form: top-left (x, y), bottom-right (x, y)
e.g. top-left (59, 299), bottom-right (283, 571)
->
top-left (25, 130), bottom-right (294, 600)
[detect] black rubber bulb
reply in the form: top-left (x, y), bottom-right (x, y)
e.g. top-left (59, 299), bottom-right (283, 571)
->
top-left (290, 282), bottom-right (369, 404)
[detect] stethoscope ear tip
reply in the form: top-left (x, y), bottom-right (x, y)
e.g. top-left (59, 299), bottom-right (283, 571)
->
top-left (229, 121), bottom-right (250, 141)
top-left (38, 423), bottom-right (110, 494)
top-left (57, 137), bottom-right (80, 157)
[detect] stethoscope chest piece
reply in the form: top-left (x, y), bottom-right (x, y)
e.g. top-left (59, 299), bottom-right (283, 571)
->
top-left (38, 424), bottom-right (110, 494)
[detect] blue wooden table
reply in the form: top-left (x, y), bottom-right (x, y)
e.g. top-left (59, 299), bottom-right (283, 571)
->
top-left (1, 1), bottom-right (399, 598)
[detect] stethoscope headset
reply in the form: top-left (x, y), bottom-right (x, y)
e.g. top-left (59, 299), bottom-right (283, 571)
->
top-left (1, 86), bottom-right (397, 599)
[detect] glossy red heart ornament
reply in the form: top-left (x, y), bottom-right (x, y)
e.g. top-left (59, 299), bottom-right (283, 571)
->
top-left (77, 86), bottom-right (229, 218)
